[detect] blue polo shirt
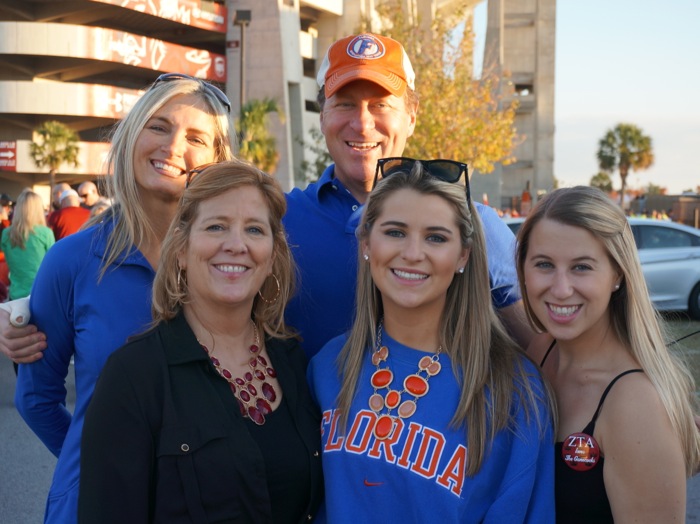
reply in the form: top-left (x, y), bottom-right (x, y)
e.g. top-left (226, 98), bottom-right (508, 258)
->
top-left (284, 164), bottom-right (520, 359)
top-left (15, 217), bottom-right (155, 523)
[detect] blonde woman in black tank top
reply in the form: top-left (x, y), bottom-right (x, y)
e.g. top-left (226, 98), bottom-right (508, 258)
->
top-left (515, 186), bottom-right (700, 523)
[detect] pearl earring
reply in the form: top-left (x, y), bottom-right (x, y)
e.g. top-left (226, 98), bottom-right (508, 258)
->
top-left (458, 267), bottom-right (465, 274)
top-left (363, 254), bottom-right (369, 261)
top-left (614, 284), bottom-right (620, 291)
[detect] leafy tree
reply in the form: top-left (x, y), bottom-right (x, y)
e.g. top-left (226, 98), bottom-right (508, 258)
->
top-left (596, 123), bottom-right (654, 205)
top-left (590, 171), bottom-right (613, 192)
top-left (236, 98), bottom-right (285, 174)
top-left (29, 120), bottom-right (80, 199)
top-left (366, 1), bottom-right (520, 173)
top-left (298, 126), bottom-right (332, 184)
top-left (644, 182), bottom-right (665, 195)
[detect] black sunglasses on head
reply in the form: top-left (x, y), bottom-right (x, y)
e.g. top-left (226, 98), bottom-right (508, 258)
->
top-left (185, 162), bottom-right (219, 188)
top-left (151, 73), bottom-right (231, 114)
top-left (374, 157), bottom-right (470, 203)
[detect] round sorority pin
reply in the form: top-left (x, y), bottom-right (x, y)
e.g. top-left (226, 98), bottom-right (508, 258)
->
top-left (561, 432), bottom-right (601, 471)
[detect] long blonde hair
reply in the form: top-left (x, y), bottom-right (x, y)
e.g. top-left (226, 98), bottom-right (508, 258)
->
top-left (94, 76), bottom-right (235, 278)
top-left (336, 165), bottom-right (552, 476)
top-left (152, 161), bottom-right (296, 340)
top-left (8, 189), bottom-right (47, 249)
top-left (516, 185), bottom-right (700, 475)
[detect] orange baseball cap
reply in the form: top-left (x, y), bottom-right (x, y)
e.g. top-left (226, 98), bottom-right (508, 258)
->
top-left (316, 33), bottom-right (416, 98)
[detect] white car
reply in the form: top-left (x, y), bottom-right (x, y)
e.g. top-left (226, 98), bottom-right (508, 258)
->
top-left (502, 217), bottom-right (700, 319)
top-left (629, 218), bottom-right (700, 319)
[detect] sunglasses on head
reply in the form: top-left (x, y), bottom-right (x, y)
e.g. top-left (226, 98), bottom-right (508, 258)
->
top-left (374, 157), bottom-right (470, 203)
top-left (151, 73), bottom-right (231, 114)
top-left (185, 162), bottom-right (219, 188)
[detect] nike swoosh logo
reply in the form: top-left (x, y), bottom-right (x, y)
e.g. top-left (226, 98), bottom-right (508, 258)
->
top-left (363, 479), bottom-right (383, 487)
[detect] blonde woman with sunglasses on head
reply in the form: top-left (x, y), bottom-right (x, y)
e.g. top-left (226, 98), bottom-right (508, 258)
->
top-left (11, 73), bottom-right (235, 524)
top-left (308, 160), bottom-right (555, 523)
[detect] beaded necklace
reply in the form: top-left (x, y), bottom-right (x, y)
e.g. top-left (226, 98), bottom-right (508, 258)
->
top-left (369, 320), bottom-right (442, 440)
top-left (200, 322), bottom-right (278, 425)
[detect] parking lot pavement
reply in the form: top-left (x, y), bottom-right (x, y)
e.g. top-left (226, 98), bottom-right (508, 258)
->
top-left (0, 357), bottom-right (63, 523)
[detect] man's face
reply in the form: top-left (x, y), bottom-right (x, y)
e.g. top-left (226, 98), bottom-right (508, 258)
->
top-left (53, 186), bottom-right (67, 208)
top-left (320, 80), bottom-right (417, 199)
top-left (79, 184), bottom-right (99, 206)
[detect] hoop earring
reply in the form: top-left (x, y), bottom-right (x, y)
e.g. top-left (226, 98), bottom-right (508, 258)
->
top-left (257, 274), bottom-right (281, 304)
top-left (177, 268), bottom-right (187, 296)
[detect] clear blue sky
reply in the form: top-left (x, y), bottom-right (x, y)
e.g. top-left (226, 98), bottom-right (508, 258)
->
top-left (476, 0), bottom-right (700, 194)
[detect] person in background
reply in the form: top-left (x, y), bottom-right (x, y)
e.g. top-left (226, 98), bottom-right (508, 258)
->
top-left (77, 181), bottom-right (101, 210)
top-left (309, 162), bottom-right (554, 523)
top-left (0, 192), bottom-right (14, 302)
top-left (1, 189), bottom-right (54, 300)
top-left (13, 72), bottom-right (235, 524)
top-left (80, 162), bottom-right (322, 523)
top-left (284, 33), bottom-right (532, 359)
top-left (87, 198), bottom-right (111, 220)
top-left (517, 186), bottom-right (700, 523)
top-left (1, 189), bottom-right (54, 374)
top-left (0, 193), bottom-right (13, 232)
top-left (47, 188), bottom-right (90, 240)
top-left (48, 183), bottom-right (71, 215)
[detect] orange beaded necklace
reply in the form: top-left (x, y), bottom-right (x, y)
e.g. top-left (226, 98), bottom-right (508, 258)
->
top-left (368, 321), bottom-right (442, 440)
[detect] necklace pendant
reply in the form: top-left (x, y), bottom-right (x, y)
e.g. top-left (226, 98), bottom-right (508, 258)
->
top-left (373, 414), bottom-right (395, 440)
top-left (369, 393), bottom-right (384, 412)
top-left (262, 381), bottom-right (277, 402)
top-left (385, 389), bottom-right (401, 409)
top-left (371, 345), bottom-right (389, 366)
top-left (248, 406), bottom-right (265, 425)
top-left (404, 374), bottom-right (429, 397)
top-left (397, 399), bottom-right (417, 418)
top-left (370, 368), bottom-right (393, 389)
top-left (419, 355), bottom-right (441, 376)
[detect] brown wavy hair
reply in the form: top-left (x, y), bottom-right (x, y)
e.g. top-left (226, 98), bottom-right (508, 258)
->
top-left (151, 160), bottom-right (296, 339)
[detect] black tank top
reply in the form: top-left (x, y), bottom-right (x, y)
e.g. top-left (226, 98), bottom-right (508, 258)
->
top-left (541, 341), bottom-right (643, 523)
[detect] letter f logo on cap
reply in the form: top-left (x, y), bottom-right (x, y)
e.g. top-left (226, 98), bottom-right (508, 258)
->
top-left (349, 35), bottom-right (385, 59)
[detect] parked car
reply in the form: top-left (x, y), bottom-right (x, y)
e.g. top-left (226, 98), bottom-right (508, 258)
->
top-left (501, 216), bottom-right (700, 318)
top-left (502, 217), bottom-right (525, 235)
top-left (629, 218), bottom-right (700, 319)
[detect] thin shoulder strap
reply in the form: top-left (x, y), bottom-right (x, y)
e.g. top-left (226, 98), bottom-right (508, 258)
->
top-left (589, 369), bottom-right (644, 426)
top-left (539, 339), bottom-right (557, 368)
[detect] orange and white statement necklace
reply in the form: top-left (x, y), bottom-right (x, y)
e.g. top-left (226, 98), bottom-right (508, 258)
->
top-left (369, 320), bottom-right (442, 440)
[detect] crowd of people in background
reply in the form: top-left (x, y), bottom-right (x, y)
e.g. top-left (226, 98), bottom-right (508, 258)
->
top-left (493, 203), bottom-right (674, 221)
top-left (0, 181), bottom-right (110, 303)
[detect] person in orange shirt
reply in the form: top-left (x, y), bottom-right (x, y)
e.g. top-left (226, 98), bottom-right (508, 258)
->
top-left (47, 189), bottom-right (90, 240)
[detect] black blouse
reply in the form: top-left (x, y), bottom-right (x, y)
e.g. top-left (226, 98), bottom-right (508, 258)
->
top-left (79, 311), bottom-right (323, 523)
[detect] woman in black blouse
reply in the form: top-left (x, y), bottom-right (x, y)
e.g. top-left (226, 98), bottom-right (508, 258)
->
top-left (79, 161), bottom-right (323, 523)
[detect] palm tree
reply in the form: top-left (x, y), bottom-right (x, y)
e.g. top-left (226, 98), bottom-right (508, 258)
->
top-left (596, 123), bottom-right (653, 206)
top-left (29, 121), bottom-right (80, 199)
top-left (590, 171), bottom-right (613, 193)
top-left (236, 98), bottom-right (285, 174)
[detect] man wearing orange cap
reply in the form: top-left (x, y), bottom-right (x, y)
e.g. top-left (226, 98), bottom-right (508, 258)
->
top-left (284, 33), bottom-right (531, 358)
